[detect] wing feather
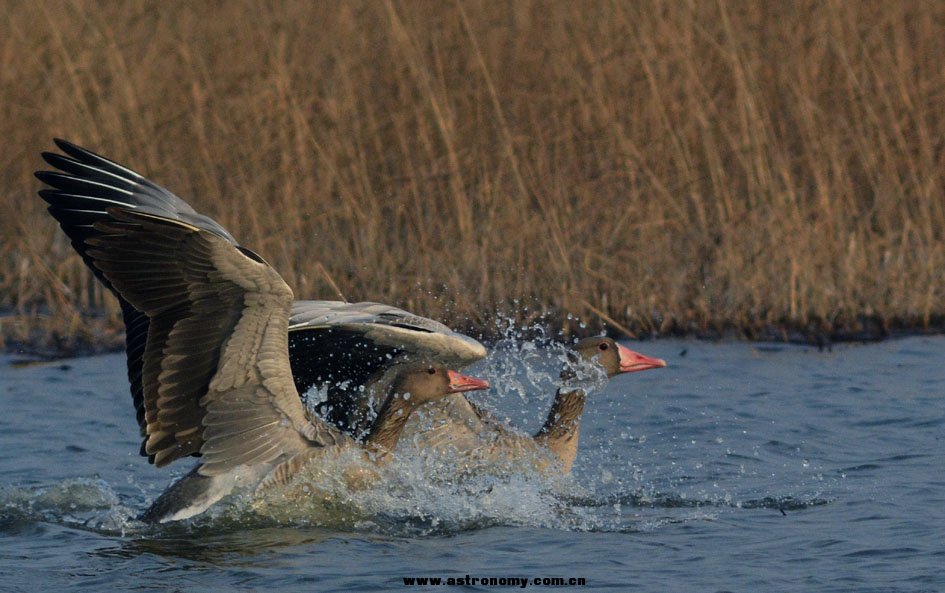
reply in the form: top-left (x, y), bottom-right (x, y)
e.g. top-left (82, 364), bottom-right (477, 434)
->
top-left (36, 140), bottom-right (240, 459)
top-left (80, 207), bottom-right (338, 474)
top-left (36, 140), bottom-right (356, 474)
top-left (288, 300), bottom-right (487, 435)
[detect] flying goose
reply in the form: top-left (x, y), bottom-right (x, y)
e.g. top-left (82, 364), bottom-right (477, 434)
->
top-left (34, 139), bottom-right (487, 448)
top-left (34, 140), bottom-right (489, 522)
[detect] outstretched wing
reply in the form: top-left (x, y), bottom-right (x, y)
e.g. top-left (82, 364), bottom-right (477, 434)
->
top-left (288, 300), bottom-right (487, 436)
top-left (288, 300), bottom-right (487, 397)
top-left (83, 207), bottom-right (342, 475)
top-left (37, 139), bottom-right (239, 242)
top-left (35, 140), bottom-right (264, 454)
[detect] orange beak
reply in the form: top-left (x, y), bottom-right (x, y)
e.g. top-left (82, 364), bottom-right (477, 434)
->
top-left (617, 344), bottom-right (667, 373)
top-left (446, 370), bottom-right (490, 393)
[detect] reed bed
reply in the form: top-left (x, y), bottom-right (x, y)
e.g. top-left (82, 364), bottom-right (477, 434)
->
top-left (2, 0), bottom-right (945, 353)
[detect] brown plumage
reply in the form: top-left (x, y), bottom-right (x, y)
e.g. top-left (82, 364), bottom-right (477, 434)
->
top-left (85, 209), bottom-right (329, 475)
top-left (35, 140), bottom-right (489, 522)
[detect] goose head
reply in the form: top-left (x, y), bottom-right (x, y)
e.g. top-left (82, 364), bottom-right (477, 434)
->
top-left (389, 362), bottom-right (490, 407)
top-left (365, 363), bottom-right (490, 453)
top-left (569, 337), bottom-right (666, 379)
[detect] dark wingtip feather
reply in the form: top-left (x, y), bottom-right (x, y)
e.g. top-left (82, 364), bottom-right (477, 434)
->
top-left (34, 170), bottom-right (52, 183)
top-left (42, 151), bottom-right (78, 170)
top-left (53, 138), bottom-right (84, 156)
top-left (41, 151), bottom-right (60, 167)
top-left (52, 139), bottom-right (101, 167)
top-left (52, 138), bottom-right (128, 174)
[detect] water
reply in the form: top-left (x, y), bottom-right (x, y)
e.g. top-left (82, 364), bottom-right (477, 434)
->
top-left (1, 336), bottom-right (944, 592)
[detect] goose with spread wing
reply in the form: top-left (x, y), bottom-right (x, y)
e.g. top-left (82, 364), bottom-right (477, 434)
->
top-left (35, 139), bottom-right (487, 440)
top-left (35, 139), bottom-right (489, 522)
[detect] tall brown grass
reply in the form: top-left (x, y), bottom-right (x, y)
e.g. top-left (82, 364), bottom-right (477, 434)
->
top-left (2, 0), bottom-right (945, 352)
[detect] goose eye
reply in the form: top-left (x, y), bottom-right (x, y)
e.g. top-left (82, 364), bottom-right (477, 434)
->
top-left (427, 367), bottom-right (436, 375)
top-left (599, 343), bottom-right (609, 351)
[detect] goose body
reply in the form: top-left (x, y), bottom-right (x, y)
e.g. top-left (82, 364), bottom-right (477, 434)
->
top-left (35, 140), bottom-right (488, 522)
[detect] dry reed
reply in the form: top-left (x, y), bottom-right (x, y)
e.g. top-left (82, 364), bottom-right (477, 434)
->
top-left (2, 0), bottom-right (945, 353)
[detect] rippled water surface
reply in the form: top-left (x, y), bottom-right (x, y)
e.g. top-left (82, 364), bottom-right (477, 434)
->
top-left (1, 336), bottom-right (943, 592)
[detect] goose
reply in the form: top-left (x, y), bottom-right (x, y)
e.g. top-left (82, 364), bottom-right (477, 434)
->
top-left (418, 336), bottom-right (666, 474)
top-left (338, 335), bottom-right (666, 474)
top-left (35, 140), bottom-right (487, 437)
top-left (34, 139), bottom-right (490, 522)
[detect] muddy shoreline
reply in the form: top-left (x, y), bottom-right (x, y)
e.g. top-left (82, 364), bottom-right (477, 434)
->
top-left (5, 309), bottom-right (943, 361)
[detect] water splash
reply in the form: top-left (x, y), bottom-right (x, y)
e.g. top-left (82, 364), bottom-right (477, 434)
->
top-left (0, 479), bottom-right (140, 535)
top-left (0, 469), bottom-right (833, 539)
top-left (0, 323), bottom-right (836, 538)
